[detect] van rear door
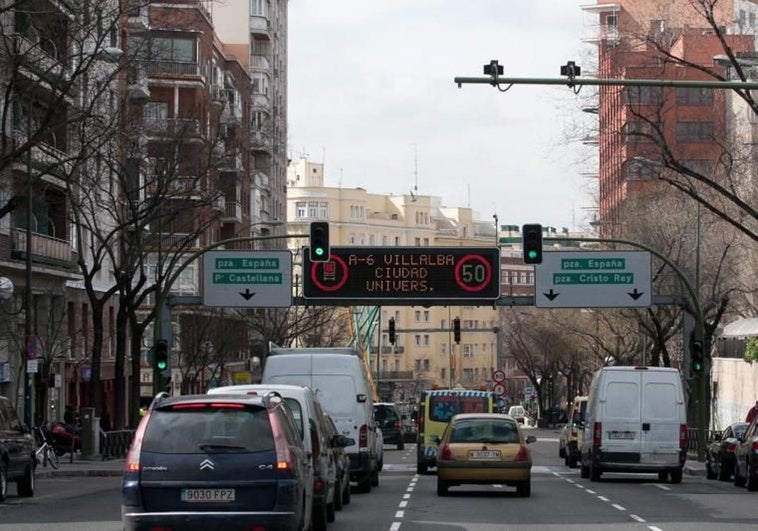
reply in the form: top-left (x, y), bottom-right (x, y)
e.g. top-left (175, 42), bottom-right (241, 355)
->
top-left (640, 375), bottom-right (683, 463)
top-left (600, 374), bottom-right (642, 456)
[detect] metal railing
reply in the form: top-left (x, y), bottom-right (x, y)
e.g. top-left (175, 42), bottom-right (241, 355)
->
top-left (687, 427), bottom-right (720, 455)
top-left (101, 429), bottom-right (136, 460)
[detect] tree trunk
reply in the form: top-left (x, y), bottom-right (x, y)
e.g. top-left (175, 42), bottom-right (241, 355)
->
top-left (114, 301), bottom-right (128, 429)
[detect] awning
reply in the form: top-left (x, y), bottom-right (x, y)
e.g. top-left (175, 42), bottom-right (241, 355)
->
top-left (718, 318), bottom-right (758, 339)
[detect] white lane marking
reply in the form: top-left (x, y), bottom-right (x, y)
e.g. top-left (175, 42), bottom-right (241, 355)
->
top-left (403, 493), bottom-right (411, 499)
top-left (574, 483), bottom-right (584, 488)
top-left (586, 489), bottom-right (596, 494)
top-left (612, 504), bottom-right (626, 511)
top-left (399, 500), bottom-right (408, 508)
top-left (631, 515), bottom-right (646, 523)
top-left (566, 479), bottom-right (575, 483)
top-left (390, 523), bottom-right (401, 531)
top-left (648, 527), bottom-right (664, 531)
top-left (406, 486), bottom-right (414, 492)
top-left (395, 511), bottom-right (404, 518)
top-left (654, 484), bottom-right (670, 491)
top-left (598, 496), bottom-right (610, 502)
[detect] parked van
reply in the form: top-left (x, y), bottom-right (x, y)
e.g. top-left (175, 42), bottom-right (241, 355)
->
top-left (559, 395), bottom-right (588, 468)
top-left (208, 384), bottom-right (342, 529)
top-left (262, 344), bottom-right (380, 493)
top-left (416, 388), bottom-right (497, 474)
top-left (579, 366), bottom-right (687, 483)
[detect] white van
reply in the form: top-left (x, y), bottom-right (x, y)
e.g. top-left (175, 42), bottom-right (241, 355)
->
top-left (579, 366), bottom-right (687, 483)
top-left (262, 344), bottom-right (380, 493)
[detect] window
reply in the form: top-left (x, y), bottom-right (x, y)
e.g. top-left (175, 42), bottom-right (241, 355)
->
top-left (676, 87), bottom-right (713, 106)
top-left (605, 14), bottom-right (617, 27)
top-left (251, 0), bottom-right (269, 17)
top-left (623, 86), bottom-right (663, 105)
top-left (622, 121), bottom-right (660, 143)
top-left (622, 159), bottom-right (660, 181)
top-left (153, 36), bottom-right (196, 63)
top-left (252, 73), bottom-right (269, 95)
top-left (144, 102), bottom-right (168, 130)
top-left (676, 121), bottom-right (713, 142)
top-left (296, 201), bottom-right (307, 218)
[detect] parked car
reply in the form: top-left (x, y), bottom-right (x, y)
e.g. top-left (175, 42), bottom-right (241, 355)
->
top-left (733, 415), bottom-right (758, 490)
top-left (434, 412), bottom-right (536, 497)
top-left (374, 402), bottom-right (405, 450)
top-left (324, 414), bottom-right (352, 509)
top-left (559, 396), bottom-right (588, 468)
top-left (706, 422), bottom-right (748, 481)
top-left (208, 383), bottom-right (337, 529)
top-left (508, 405), bottom-right (527, 425)
top-left (121, 392), bottom-right (312, 531)
top-left (0, 395), bottom-right (35, 502)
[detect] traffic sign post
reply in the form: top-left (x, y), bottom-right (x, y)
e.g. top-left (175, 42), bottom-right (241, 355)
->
top-left (202, 250), bottom-right (293, 307)
top-left (534, 250), bottom-right (651, 308)
top-left (303, 247), bottom-right (500, 304)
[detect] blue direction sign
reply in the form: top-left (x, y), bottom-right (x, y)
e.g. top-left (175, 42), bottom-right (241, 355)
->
top-left (534, 250), bottom-right (651, 308)
top-left (202, 250), bottom-right (292, 308)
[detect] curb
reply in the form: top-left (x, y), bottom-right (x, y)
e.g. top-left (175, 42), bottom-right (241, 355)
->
top-left (37, 468), bottom-right (123, 478)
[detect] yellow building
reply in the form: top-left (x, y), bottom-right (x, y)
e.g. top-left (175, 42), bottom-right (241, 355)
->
top-left (286, 158), bottom-right (500, 399)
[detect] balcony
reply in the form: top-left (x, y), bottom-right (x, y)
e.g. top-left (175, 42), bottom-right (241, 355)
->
top-left (252, 92), bottom-right (270, 108)
top-left (127, 65), bottom-right (150, 101)
top-left (377, 371), bottom-right (414, 381)
top-left (12, 130), bottom-right (72, 179)
top-left (211, 85), bottom-right (227, 106)
top-left (220, 201), bottom-right (242, 223)
top-left (253, 170), bottom-right (269, 188)
top-left (218, 153), bottom-right (243, 173)
top-left (12, 34), bottom-right (71, 86)
top-left (144, 60), bottom-right (202, 78)
top-left (144, 232), bottom-right (200, 250)
top-left (379, 346), bottom-right (405, 354)
top-left (144, 117), bottom-right (201, 137)
top-left (220, 97), bottom-right (243, 126)
top-left (250, 16), bottom-right (271, 39)
top-left (12, 228), bottom-right (72, 267)
top-left (250, 54), bottom-right (270, 71)
top-left (251, 132), bottom-right (271, 151)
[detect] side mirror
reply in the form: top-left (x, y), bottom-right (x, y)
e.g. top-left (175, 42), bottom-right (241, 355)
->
top-left (357, 394), bottom-right (367, 403)
top-left (431, 435), bottom-right (441, 445)
top-left (525, 435), bottom-right (537, 444)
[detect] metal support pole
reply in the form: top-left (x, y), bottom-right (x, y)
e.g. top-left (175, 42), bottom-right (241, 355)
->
top-left (24, 98), bottom-right (33, 427)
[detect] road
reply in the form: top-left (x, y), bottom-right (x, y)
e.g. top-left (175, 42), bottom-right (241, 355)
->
top-left (1, 428), bottom-right (756, 530)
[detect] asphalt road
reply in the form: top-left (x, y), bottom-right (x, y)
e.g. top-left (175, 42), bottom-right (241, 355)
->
top-left (1, 428), bottom-right (756, 530)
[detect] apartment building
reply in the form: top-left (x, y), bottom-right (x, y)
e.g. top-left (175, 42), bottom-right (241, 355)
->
top-left (581, 0), bottom-right (756, 237)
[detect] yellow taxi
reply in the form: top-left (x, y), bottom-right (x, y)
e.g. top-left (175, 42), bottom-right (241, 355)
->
top-left (434, 413), bottom-right (536, 497)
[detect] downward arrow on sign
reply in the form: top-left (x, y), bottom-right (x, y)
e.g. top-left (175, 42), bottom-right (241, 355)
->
top-left (544, 289), bottom-right (559, 301)
top-left (628, 288), bottom-right (644, 300)
top-left (240, 288), bottom-right (256, 300)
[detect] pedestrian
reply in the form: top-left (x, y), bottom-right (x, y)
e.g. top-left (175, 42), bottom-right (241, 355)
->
top-left (746, 400), bottom-right (758, 423)
top-left (99, 406), bottom-right (112, 433)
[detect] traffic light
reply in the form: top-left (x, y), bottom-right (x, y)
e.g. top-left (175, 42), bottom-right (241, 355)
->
top-left (691, 339), bottom-right (704, 375)
top-left (453, 317), bottom-right (461, 344)
top-left (153, 340), bottom-right (169, 373)
top-left (388, 317), bottom-right (396, 345)
top-left (522, 224), bottom-right (543, 264)
top-left (309, 221), bottom-right (330, 262)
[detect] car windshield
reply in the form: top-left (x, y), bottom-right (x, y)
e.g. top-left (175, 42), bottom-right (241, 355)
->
top-left (449, 419), bottom-right (520, 444)
top-left (429, 395), bottom-right (490, 422)
top-left (142, 404), bottom-right (274, 454)
top-left (734, 424), bottom-right (748, 438)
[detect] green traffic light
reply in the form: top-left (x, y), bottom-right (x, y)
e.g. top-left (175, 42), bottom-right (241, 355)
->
top-left (314, 247), bottom-right (324, 256)
top-left (156, 360), bottom-right (167, 371)
top-left (527, 250), bottom-right (538, 260)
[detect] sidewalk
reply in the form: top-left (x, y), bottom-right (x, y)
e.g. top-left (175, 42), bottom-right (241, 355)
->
top-left (36, 454), bottom-right (125, 478)
top-left (683, 453), bottom-right (706, 477)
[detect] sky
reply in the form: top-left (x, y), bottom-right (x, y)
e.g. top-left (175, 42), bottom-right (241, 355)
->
top-left (287, 1), bottom-right (598, 232)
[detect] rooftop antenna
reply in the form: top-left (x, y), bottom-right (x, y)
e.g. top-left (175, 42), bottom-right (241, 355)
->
top-left (410, 143), bottom-right (418, 201)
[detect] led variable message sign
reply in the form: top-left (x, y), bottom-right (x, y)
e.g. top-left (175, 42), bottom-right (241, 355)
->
top-left (303, 247), bottom-right (500, 303)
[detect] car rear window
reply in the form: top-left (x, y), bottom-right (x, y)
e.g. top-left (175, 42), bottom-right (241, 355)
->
top-left (142, 404), bottom-right (274, 454)
top-left (450, 419), bottom-right (520, 444)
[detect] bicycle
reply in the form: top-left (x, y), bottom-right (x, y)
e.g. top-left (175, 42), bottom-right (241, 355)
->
top-left (34, 426), bottom-right (60, 469)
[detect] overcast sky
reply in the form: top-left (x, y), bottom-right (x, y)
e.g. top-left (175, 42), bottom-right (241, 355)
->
top-left (287, 1), bottom-right (597, 231)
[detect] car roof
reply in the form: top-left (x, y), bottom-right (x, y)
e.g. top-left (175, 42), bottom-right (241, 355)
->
top-left (152, 393), bottom-right (271, 408)
top-left (208, 384), bottom-right (315, 398)
top-left (451, 413), bottom-right (517, 422)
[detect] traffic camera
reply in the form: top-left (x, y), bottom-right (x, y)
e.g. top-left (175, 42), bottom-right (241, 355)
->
top-left (309, 221), bottom-right (330, 262)
top-left (522, 224), bottom-right (543, 264)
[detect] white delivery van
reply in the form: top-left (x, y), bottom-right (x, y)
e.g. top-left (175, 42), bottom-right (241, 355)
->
top-left (262, 343), bottom-right (380, 493)
top-left (579, 366), bottom-right (687, 483)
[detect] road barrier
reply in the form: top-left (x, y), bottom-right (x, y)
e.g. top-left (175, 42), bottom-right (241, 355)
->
top-left (101, 429), bottom-right (136, 460)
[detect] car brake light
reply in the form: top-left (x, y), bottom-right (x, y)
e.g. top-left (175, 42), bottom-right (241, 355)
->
top-left (394, 421), bottom-right (401, 430)
top-left (439, 442), bottom-right (453, 460)
top-left (514, 445), bottom-right (530, 462)
top-left (125, 410), bottom-right (152, 473)
top-left (726, 442), bottom-right (737, 452)
top-left (679, 424), bottom-right (687, 449)
top-left (270, 412), bottom-right (293, 472)
top-left (752, 441), bottom-right (758, 452)
top-left (593, 422), bottom-right (602, 445)
top-left (359, 424), bottom-right (368, 448)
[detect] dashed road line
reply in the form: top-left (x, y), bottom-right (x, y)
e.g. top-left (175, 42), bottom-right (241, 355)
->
top-left (630, 514), bottom-right (646, 523)
top-left (611, 503), bottom-right (626, 511)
